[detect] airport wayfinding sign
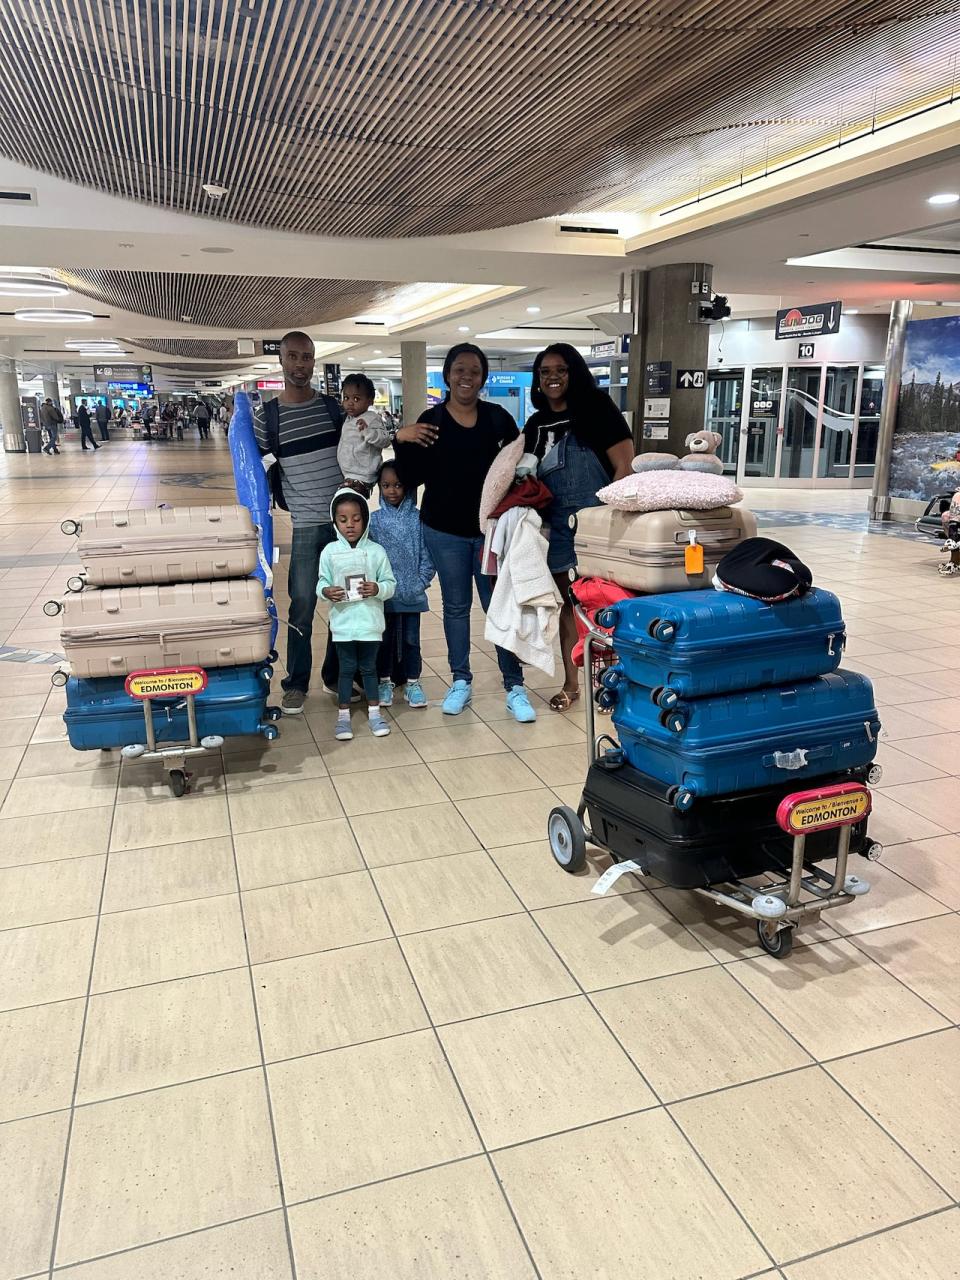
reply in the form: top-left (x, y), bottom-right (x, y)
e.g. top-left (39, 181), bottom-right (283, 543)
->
top-left (94, 363), bottom-right (153, 381)
top-left (775, 302), bottom-right (841, 340)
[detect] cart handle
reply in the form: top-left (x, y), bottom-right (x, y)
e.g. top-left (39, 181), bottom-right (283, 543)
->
top-left (573, 601), bottom-right (614, 650)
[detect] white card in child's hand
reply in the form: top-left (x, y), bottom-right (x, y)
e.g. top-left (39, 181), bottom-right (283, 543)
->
top-left (344, 573), bottom-right (365, 602)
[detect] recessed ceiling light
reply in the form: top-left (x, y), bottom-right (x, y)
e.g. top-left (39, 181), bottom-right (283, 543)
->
top-left (0, 275), bottom-right (69, 298)
top-left (201, 183), bottom-right (229, 199)
top-left (526, 305), bottom-right (541, 314)
top-left (181, 314), bottom-right (192, 322)
top-left (927, 192), bottom-right (960, 206)
top-left (199, 246), bottom-right (233, 254)
top-left (847, 308), bottom-right (860, 314)
top-left (253, 363), bottom-right (272, 369)
top-left (374, 349), bottom-right (383, 354)
top-left (15, 307), bottom-right (94, 323)
top-left (457, 325), bottom-right (470, 333)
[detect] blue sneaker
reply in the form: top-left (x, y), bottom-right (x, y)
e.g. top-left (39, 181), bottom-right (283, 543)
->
top-left (378, 680), bottom-right (394, 707)
top-left (369, 713), bottom-right (391, 737)
top-left (404, 680), bottom-right (428, 708)
top-left (441, 679), bottom-right (472, 715)
top-left (506, 685), bottom-right (537, 723)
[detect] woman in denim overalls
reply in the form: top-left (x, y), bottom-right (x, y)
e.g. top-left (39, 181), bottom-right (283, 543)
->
top-left (524, 344), bottom-right (634, 711)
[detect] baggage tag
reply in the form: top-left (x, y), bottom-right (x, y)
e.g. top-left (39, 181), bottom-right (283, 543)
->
top-left (685, 530), bottom-right (704, 576)
top-left (591, 859), bottom-right (643, 895)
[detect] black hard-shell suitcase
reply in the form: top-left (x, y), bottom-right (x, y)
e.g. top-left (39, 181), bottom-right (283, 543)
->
top-left (581, 760), bottom-right (870, 889)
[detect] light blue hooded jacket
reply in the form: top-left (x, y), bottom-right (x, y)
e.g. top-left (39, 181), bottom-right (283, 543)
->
top-left (317, 488), bottom-right (396, 643)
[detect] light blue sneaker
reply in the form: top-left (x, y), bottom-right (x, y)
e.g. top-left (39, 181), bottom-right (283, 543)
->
top-left (404, 680), bottom-right (428, 708)
top-left (441, 679), bottom-right (472, 715)
top-left (378, 680), bottom-right (394, 707)
top-left (506, 685), bottom-right (537, 723)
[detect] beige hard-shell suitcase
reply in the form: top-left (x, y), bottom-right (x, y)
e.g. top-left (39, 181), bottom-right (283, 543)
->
top-left (71, 505), bottom-right (258, 587)
top-left (573, 505), bottom-right (758, 593)
top-left (60, 579), bottom-right (272, 678)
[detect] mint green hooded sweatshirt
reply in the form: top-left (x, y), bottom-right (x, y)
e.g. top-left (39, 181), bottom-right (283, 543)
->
top-left (317, 488), bottom-right (396, 643)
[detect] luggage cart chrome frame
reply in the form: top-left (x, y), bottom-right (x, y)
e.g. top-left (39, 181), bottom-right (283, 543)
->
top-left (546, 608), bottom-right (880, 958)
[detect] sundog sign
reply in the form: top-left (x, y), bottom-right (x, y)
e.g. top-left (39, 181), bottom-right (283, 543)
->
top-left (775, 301), bottom-right (841, 340)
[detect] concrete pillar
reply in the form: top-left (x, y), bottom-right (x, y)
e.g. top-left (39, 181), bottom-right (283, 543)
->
top-left (869, 300), bottom-right (913, 520)
top-left (68, 377), bottom-right (82, 416)
top-left (401, 341), bottom-right (427, 422)
top-left (42, 375), bottom-right (60, 406)
top-left (1, 368), bottom-right (25, 453)
top-left (634, 263), bottom-right (713, 457)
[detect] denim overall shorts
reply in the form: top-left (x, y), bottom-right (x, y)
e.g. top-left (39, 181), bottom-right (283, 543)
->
top-left (538, 432), bottom-right (611, 575)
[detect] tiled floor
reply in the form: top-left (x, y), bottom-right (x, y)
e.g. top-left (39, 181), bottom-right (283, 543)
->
top-left (0, 441), bottom-right (958, 1278)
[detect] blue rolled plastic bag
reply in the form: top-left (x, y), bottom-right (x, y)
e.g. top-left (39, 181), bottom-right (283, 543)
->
top-left (229, 391), bottom-right (278, 649)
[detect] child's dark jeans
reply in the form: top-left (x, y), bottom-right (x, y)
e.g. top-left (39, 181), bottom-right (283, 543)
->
top-left (377, 613), bottom-right (423, 685)
top-left (335, 640), bottom-right (381, 705)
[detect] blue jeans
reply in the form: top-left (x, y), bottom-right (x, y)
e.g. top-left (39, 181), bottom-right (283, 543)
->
top-left (539, 433), bottom-right (611, 574)
top-left (284, 523), bottom-right (340, 694)
top-left (378, 613), bottom-right (423, 685)
top-left (335, 641), bottom-right (380, 706)
top-left (422, 525), bottom-right (523, 691)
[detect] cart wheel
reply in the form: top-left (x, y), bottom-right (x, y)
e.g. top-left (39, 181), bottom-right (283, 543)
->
top-left (66, 575), bottom-right (85, 593)
top-left (262, 724), bottom-right (280, 741)
top-left (168, 769), bottom-right (187, 798)
top-left (756, 921), bottom-right (794, 958)
top-left (653, 686), bottom-right (679, 709)
top-left (42, 599), bottom-right (63, 617)
top-left (548, 806), bottom-right (587, 873)
top-left (60, 519), bottom-right (79, 536)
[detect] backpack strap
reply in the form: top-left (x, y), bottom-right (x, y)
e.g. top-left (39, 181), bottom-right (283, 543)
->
top-left (262, 397), bottom-right (287, 511)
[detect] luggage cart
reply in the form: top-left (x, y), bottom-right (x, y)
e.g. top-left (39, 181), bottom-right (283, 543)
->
top-left (546, 612), bottom-right (882, 958)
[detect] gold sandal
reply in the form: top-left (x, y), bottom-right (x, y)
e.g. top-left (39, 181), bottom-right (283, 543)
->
top-left (549, 688), bottom-right (581, 712)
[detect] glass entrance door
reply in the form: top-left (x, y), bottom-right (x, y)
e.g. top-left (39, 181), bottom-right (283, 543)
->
top-left (743, 367), bottom-right (782, 479)
top-left (817, 365), bottom-right (858, 479)
top-left (854, 368), bottom-right (883, 478)
top-left (705, 370), bottom-right (743, 476)
top-left (781, 367), bottom-right (822, 479)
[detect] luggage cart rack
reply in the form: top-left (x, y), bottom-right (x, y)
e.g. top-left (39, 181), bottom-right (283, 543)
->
top-left (548, 613), bottom-right (881, 958)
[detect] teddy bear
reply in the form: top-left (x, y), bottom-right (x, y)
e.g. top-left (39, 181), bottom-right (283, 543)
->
top-left (631, 430), bottom-right (724, 476)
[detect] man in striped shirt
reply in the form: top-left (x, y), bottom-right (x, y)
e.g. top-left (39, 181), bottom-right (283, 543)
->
top-left (254, 331), bottom-right (346, 715)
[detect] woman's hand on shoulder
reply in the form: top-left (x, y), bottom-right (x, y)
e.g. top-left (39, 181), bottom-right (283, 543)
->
top-left (395, 422), bottom-right (438, 448)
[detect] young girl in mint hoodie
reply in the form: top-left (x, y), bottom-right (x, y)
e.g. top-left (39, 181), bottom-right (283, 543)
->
top-left (318, 488), bottom-right (396, 741)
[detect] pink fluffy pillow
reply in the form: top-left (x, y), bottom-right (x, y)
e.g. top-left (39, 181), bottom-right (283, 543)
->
top-left (597, 469), bottom-right (743, 512)
top-left (479, 434), bottom-right (526, 523)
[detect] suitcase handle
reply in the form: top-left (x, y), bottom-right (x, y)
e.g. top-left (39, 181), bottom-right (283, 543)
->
top-left (217, 646), bottom-right (234, 657)
top-left (214, 560), bottom-right (227, 569)
top-left (112, 515), bottom-right (129, 528)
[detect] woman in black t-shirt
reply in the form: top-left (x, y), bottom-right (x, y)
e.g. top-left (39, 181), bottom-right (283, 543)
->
top-left (394, 343), bottom-right (536, 723)
top-left (523, 343), bottom-right (634, 712)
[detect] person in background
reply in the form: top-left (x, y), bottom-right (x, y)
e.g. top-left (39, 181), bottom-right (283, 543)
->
top-left (368, 460), bottom-right (433, 709)
top-left (254, 330), bottom-right (347, 715)
top-left (141, 402), bottom-right (155, 438)
top-left (318, 489), bottom-right (396, 741)
top-left (40, 398), bottom-right (63, 454)
top-left (195, 400), bottom-right (211, 439)
top-left (218, 402), bottom-right (230, 432)
top-left (393, 342), bottom-right (536, 723)
top-left (524, 342), bottom-right (634, 712)
top-left (76, 400), bottom-right (99, 451)
top-left (94, 400), bottom-right (111, 442)
top-left (337, 373), bottom-right (393, 496)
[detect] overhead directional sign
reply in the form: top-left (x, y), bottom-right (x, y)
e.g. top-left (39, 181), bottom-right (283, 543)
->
top-left (94, 363), bottom-right (152, 381)
top-left (676, 368), bottom-right (705, 389)
top-left (776, 301), bottom-right (841, 340)
top-left (261, 340), bottom-right (282, 356)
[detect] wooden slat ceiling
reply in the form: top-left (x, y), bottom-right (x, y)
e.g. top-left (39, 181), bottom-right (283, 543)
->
top-left (54, 270), bottom-right (398, 328)
top-left (131, 338), bottom-right (262, 360)
top-left (0, 2), bottom-right (955, 236)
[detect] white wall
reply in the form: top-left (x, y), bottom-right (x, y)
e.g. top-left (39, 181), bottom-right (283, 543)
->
top-left (708, 314), bottom-right (887, 367)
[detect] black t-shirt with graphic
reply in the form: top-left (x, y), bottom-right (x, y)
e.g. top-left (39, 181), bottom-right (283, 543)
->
top-left (523, 394), bottom-right (631, 481)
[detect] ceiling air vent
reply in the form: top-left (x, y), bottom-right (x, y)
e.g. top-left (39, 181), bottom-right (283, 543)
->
top-left (0, 188), bottom-right (37, 205)
top-left (557, 222), bottom-right (621, 238)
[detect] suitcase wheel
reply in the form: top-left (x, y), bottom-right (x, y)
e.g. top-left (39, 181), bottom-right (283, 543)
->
top-left (666, 785), bottom-right (695, 812)
top-left (652, 686), bottom-right (679, 710)
top-left (60, 519), bottom-right (80, 536)
top-left (42, 599), bottom-right (63, 617)
top-left (648, 618), bottom-right (676, 642)
top-left (548, 806), bottom-right (587, 873)
top-left (265, 706), bottom-right (282, 722)
top-left (268, 648), bottom-right (279, 663)
top-left (660, 709), bottom-right (686, 734)
top-left (756, 921), bottom-right (794, 958)
top-left (595, 688), bottom-right (617, 711)
top-left (66, 575), bottom-right (85, 593)
top-left (595, 607), bottom-right (618, 630)
top-left (262, 724), bottom-right (280, 741)
top-left (50, 669), bottom-right (68, 688)
top-left (599, 666), bottom-right (623, 691)
top-left (168, 769), bottom-right (188, 798)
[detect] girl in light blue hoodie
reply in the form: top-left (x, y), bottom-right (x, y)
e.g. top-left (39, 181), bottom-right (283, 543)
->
top-left (318, 488), bottom-right (396, 740)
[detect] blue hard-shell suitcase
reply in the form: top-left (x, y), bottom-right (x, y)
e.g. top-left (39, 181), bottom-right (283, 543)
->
top-left (64, 663), bottom-right (277, 750)
top-left (598, 588), bottom-right (845, 708)
top-left (610, 669), bottom-right (880, 805)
